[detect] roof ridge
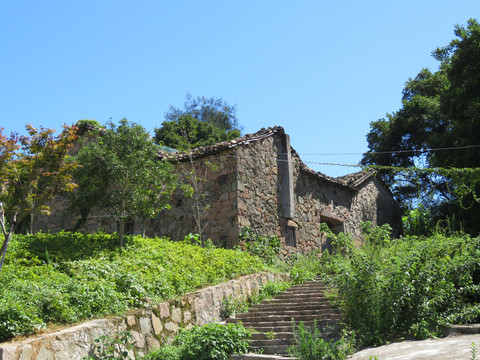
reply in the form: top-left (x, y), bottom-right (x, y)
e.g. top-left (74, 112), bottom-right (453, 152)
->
top-left (158, 126), bottom-right (284, 160)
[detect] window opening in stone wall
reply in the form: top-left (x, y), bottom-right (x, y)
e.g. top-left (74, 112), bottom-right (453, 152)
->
top-left (320, 215), bottom-right (344, 252)
top-left (321, 215), bottom-right (344, 235)
top-left (285, 225), bottom-right (297, 247)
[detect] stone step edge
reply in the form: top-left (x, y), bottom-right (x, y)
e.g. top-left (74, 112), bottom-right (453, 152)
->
top-left (447, 324), bottom-right (480, 335)
top-left (230, 354), bottom-right (294, 360)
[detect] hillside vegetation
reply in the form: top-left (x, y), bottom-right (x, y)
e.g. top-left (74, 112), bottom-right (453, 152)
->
top-left (0, 232), bottom-right (265, 342)
top-left (319, 223), bottom-right (480, 348)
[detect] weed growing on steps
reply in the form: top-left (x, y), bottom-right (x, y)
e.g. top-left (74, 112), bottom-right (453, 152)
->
top-left (472, 342), bottom-right (478, 360)
top-left (221, 280), bottom-right (292, 318)
top-left (265, 331), bottom-right (276, 340)
top-left (287, 320), bottom-right (355, 360)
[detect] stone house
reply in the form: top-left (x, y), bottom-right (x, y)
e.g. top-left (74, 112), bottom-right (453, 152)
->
top-left (35, 126), bottom-right (401, 254)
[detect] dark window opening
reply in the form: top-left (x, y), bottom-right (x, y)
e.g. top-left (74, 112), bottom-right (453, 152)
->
top-left (321, 215), bottom-right (344, 235)
top-left (285, 225), bottom-right (297, 247)
top-left (320, 215), bottom-right (344, 252)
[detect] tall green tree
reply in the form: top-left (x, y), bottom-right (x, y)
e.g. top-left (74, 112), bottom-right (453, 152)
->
top-left (0, 125), bottom-right (78, 273)
top-left (362, 19), bottom-right (480, 234)
top-left (155, 94), bottom-right (241, 150)
top-left (165, 93), bottom-right (240, 131)
top-left (154, 115), bottom-right (240, 151)
top-left (72, 119), bottom-right (179, 245)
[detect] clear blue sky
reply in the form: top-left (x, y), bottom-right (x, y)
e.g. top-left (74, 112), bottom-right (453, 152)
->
top-left (1, 1), bottom-right (479, 177)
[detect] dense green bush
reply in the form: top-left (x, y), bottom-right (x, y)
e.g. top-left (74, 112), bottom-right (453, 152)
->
top-left (0, 232), bottom-right (265, 342)
top-left (143, 345), bottom-right (181, 360)
top-left (85, 323), bottom-right (250, 360)
top-left (283, 251), bottom-right (322, 284)
top-left (320, 224), bottom-right (480, 347)
top-left (174, 323), bottom-right (251, 360)
top-left (238, 227), bottom-right (280, 265)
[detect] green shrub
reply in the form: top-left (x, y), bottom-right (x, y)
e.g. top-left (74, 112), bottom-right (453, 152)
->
top-left (288, 320), bottom-right (354, 360)
top-left (0, 301), bottom-right (45, 342)
top-left (174, 323), bottom-right (251, 360)
top-left (320, 223), bottom-right (354, 256)
top-left (222, 294), bottom-right (250, 318)
top-left (320, 227), bottom-right (480, 347)
top-left (287, 252), bottom-right (322, 284)
top-left (82, 331), bottom-right (134, 360)
top-left (238, 227), bottom-right (280, 265)
top-left (250, 280), bottom-right (291, 304)
top-left (143, 345), bottom-right (181, 360)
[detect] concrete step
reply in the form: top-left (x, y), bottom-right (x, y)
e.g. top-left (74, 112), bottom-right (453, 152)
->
top-left (249, 344), bottom-right (290, 355)
top-left (252, 332), bottom-right (293, 340)
top-left (230, 354), bottom-right (293, 360)
top-left (227, 278), bottom-right (342, 356)
top-left (249, 302), bottom-right (332, 311)
top-left (251, 338), bottom-right (295, 347)
top-left (234, 309), bottom-right (340, 319)
top-left (229, 313), bottom-right (342, 324)
top-left (267, 294), bottom-right (327, 301)
top-left (246, 324), bottom-right (341, 333)
top-left (284, 286), bottom-right (328, 292)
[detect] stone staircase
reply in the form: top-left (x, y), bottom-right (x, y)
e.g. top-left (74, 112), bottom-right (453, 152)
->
top-left (228, 278), bottom-right (342, 359)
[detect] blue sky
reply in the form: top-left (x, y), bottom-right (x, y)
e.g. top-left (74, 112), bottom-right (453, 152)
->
top-left (1, 1), bottom-right (479, 177)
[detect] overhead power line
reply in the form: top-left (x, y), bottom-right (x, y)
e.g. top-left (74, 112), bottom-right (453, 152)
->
top-left (299, 144), bottom-right (480, 156)
top-left (304, 161), bottom-right (362, 167)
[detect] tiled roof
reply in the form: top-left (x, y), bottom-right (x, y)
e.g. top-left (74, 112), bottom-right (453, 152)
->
top-left (337, 169), bottom-right (376, 188)
top-left (157, 126), bottom-right (285, 161)
top-left (159, 126), bottom-right (374, 190)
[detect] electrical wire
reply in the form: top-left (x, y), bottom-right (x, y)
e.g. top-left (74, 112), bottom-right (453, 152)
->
top-left (299, 144), bottom-right (480, 156)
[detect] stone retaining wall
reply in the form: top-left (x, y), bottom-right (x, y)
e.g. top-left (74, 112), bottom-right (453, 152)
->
top-left (0, 272), bottom-right (288, 360)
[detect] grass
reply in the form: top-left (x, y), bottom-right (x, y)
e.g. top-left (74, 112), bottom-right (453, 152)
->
top-left (0, 231), bottom-right (266, 342)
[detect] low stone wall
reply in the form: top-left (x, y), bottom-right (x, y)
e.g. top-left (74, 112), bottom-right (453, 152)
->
top-left (0, 272), bottom-right (289, 360)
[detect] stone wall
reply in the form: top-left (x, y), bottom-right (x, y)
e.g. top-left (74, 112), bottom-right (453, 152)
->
top-left (0, 272), bottom-right (288, 360)
top-left (150, 149), bottom-right (240, 246)
top-left (236, 135), bottom-right (283, 241)
top-left (31, 127), bottom-right (401, 253)
top-left (293, 162), bottom-right (354, 252)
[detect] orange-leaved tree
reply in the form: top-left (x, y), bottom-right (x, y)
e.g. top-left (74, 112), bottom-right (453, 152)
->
top-left (0, 124), bottom-right (78, 273)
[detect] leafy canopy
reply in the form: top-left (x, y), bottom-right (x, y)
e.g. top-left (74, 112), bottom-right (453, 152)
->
top-left (72, 119), bottom-right (179, 245)
top-left (362, 19), bottom-right (480, 234)
top-left (0, 124), bottom-right (78, 273)
top-left (165, 93), bottom-right (239, 131)
top-left (155, 94), bottom-right (241, 150)
top-left (155, 115), bottom-right (240, 151)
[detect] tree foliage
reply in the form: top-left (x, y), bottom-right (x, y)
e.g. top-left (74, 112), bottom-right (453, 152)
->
top-left (155, 94), bottom-right (241, 150)
top-left (71, 119), bottom-right (179, 246)
top-left (362, 19), bottom-right (480, 234)
top-left (154, 115), bottom-right (240, 151)
top-left (0, 125), bottom-right (78, 273)
top-left (165, 93), bottom-right (240, 131)
top-left (320, 225), bottom-right (480, 348)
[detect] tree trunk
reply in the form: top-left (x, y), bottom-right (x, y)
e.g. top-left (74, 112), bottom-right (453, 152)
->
top-left (119, 221), bottom-right (125, 248)
top-left (0, 214), bottom-right (16, 274)
top-left (0, 232), bottom-right (12, 274)
top-left (30, 212), bottom-right (34, 234)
